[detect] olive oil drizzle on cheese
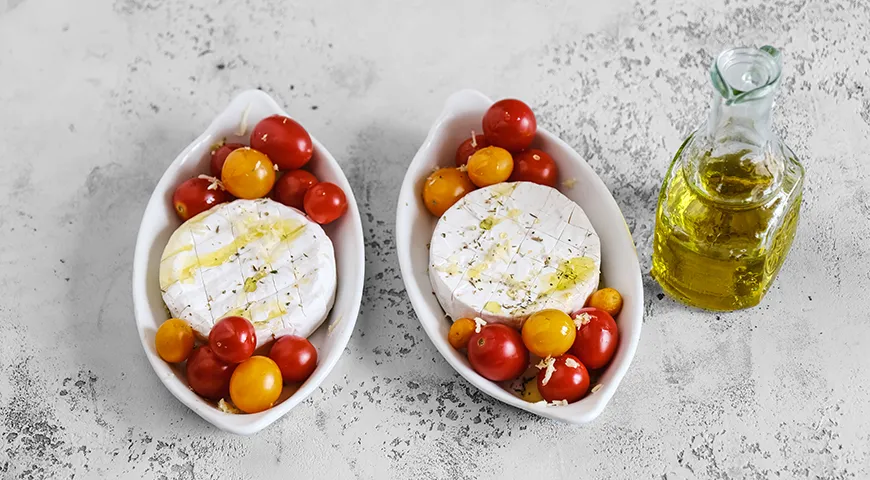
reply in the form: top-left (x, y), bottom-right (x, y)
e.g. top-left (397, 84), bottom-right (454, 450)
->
top-left (543, 257), bottom-right (597, 293)
top-left (221, 301), bottom-right (287, 327)
top-left (483, 301), bottom-right (503, 314)
top-left (243, 268), bottom-right (271, 293)
top-left (161, 218), bottom-right (305, 289)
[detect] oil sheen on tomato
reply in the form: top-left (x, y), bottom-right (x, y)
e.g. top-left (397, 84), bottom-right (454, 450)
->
top-left (651, 144), bottom-right (802, 311)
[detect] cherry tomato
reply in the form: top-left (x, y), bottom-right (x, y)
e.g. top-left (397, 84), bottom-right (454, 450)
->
top-left (155, 318), bottom-right (195, 363)
top-left (467, 324), bottom-right (529, 382)
top-left (303, 182), bottom-right (347, 224)
top-left (447, 317), bottom-right (476, 350)
top-left (587, 288), bottom-right (623, 317)
top-left (455, 132), bottom-right (490, 167)
top-left (250, 115), bottom-right (313, 170)
top-left (210, 142), bottom-right (245, 177)
top-left (570, 307), bottom-right (619, 370)
top-left (482, 99), bottom-right (537, 152)
top-left (208, 316), bottom-right (256, 364)
top-left (172, 177), bottom-right (230, 221)
top-left (510, 149), bottom-right (558, 187)
top-left (467, 146), bottom-right (514, 187)
top-left (521, 309), bottom-right (576, 358)
top-left (537, 354), bottom-right (590, 403)
top-left (269, 335), bottom-right (318, 383)
top-left (186, 346), bottom-right (235, 400)
top-left (273, 169), bottom-right (318, 209)
top-left (229, 356), bottom-right (283, 413)
top-left (221, 147), bottom-right (276, 199)
top-left (422, 167), bottom-right (476, 217)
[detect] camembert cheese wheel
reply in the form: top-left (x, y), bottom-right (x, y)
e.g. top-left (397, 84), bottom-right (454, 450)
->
top-left (159, 198), bottom-right (336, 346)
top-left (429, 182), bottom-right (600, 329)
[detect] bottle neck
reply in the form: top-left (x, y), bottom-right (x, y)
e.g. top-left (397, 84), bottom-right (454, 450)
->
top-left (686, 89), bottom-right (782, 207)
top-left (682, 46), bottom-right (788, 206)
top-left (706, 94), bottom-right (774, 146)
top-left (704, 45), bottom-right (782, 156)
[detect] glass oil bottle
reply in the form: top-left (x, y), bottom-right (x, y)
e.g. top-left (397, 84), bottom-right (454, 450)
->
top-left (651, 46), bottom-right (804, 311)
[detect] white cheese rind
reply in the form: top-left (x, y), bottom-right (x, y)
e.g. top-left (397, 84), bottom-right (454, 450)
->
top-left (159, 198), bottom-right (336, 347)
top-left (429, 182), bottom-right (600, 329)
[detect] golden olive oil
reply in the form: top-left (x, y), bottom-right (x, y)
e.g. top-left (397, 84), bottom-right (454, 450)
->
top-left (651, 46), bottom-right (804, 311)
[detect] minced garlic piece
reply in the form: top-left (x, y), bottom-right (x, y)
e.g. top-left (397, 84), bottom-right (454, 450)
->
top-left (236, 103), bottom-right (251, 136)
top-left (474, 317), bottom-right (487, 333)
top-left (536, 356), bottom-right (556, 386)
top-left (574, 312), bottom-right (593, 329)
top-left (197, 174), bottom-right (225, 191)
top-left (218, 398), bottom-right (242, 414)
top-left (564, 357), bottom-right (581, 368)
top-left (591, 384), bottom-right (602, 393)
top-left (470, 130), bottom-right (479, 147)
top-left (328, 315), bottom-right (343, 336)
top-left (562, 178), bottom-right (577, 189)
top-left (549, 399), bottom-right (569, 406)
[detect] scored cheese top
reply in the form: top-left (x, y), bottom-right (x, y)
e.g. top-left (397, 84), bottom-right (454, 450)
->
top-left (159, 198), bottom-right (336, 346)
top-left (428, 182), bottom-right (600, 329)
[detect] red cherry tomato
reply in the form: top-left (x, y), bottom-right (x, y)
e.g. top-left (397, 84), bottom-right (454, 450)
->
top-left (536, 354), bottom-right (590, 403)
top-left (570, 308), bottom-right (619, 370)
top-left (482, 99), bottom-right (537, 152)
top-left (273, 170), bottom-right (318, 209)
top-left (210, 142), bottom-right (245, 177)
top-left (510, 149), bottom-right (558, 187)
top-left (186, 346), bottom-right (236, 400)
top-left (467, 324), bottom-right (529, 381)
top-left (303, 182), bottom-right (347, 224)
top-left (269, 335), bottom-right (318, 383)
top-left (172, 177), bottom-right (230, 221)
top-left (208, 316), bottom-right (257, 364)
top-left (455, 133), bottom-right (490, 167)
top-left (250, 115), bottom-right (313, 170)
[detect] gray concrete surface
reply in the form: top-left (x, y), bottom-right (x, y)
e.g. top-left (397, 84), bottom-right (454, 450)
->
top-left (1, 0), bottom-right (869, 478)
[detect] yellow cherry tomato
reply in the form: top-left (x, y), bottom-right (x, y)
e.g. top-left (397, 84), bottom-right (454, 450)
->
top-left (587, 288), bottom-right (623, 317)
top-left (467, 146), bottom-right (513, 187)
top-left (448, 317), bottom-right (476, 350)
top-left (422, 167), bottom-right (476, 217)
top-left (521, 309), bottom-right (576, 358)
top-left (155, 318), bottom-right (195, 363)
top-left (221, 147), bottom-right (276, 199)
top-left (229, 356), bottom-right (283, 413)
top-left (521, 377), bottom-right (544, 403)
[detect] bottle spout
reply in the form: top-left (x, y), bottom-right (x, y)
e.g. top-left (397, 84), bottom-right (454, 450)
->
top-left (759, 45), bottom-right (781, 63)
top-left (711, 46), bottom-right (782, 105)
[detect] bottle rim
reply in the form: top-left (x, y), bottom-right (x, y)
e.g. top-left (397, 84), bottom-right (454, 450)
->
top-left (710, 46), bottom-right (782, 106)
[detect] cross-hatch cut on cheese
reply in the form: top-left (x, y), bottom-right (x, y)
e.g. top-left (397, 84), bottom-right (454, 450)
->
top-left (429, 181), bottom-right (601, 330)
top-left (159, 198), bottom-right (337, 347)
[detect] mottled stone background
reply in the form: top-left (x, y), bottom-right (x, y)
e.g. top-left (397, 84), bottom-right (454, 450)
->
top-left (1, 0), bottom-right (868, 478)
